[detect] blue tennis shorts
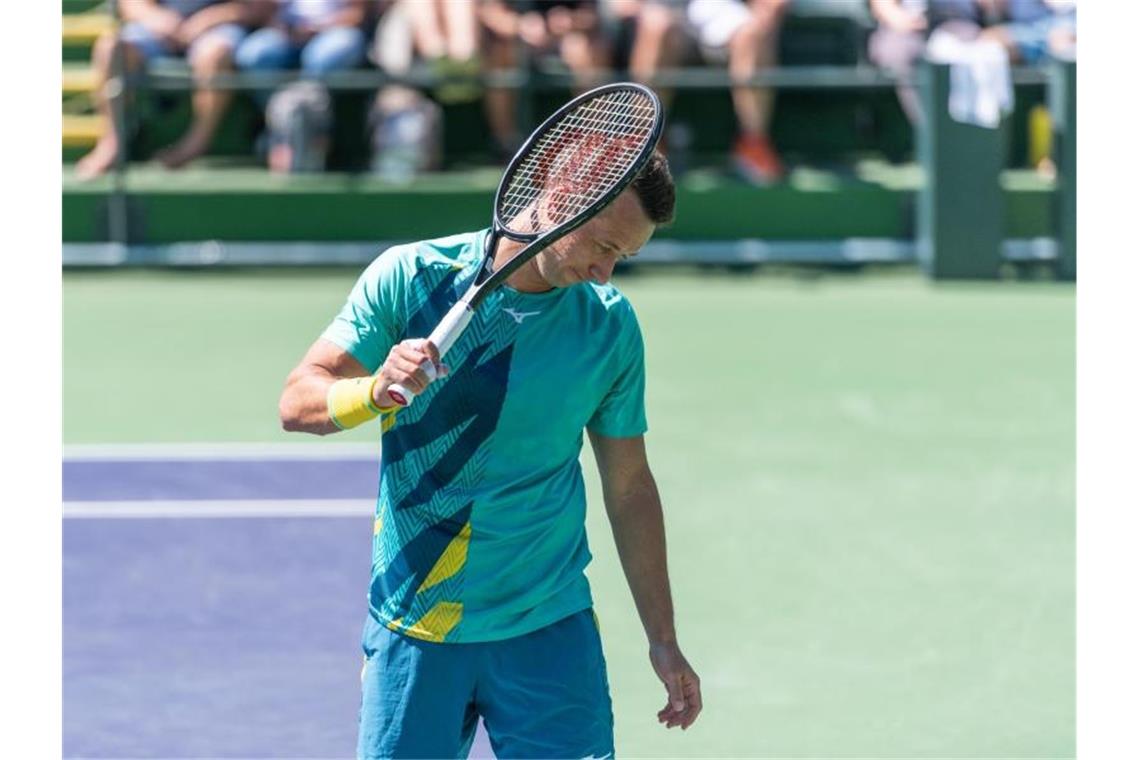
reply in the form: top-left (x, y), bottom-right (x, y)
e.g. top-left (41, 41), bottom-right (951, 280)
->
top-left (357, 608), bottom-right (615, 759)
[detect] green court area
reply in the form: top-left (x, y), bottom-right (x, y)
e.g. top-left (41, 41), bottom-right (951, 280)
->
top-left (64, 268), bottom-right (1074, 757)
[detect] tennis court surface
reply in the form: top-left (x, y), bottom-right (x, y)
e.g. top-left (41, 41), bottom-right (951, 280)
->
top-left (64, 269), bottom-right (1074, 758)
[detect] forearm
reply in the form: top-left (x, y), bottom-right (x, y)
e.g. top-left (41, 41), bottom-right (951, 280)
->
top-left (606, 475), bottom-right (677, 645)
top-left (280, 367), bottom-right (402, 435)
top-left (279, 368), bottom-right (348, 436)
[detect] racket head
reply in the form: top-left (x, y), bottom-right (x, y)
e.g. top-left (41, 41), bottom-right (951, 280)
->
top-left (493, 83), bottom-right (664, 247)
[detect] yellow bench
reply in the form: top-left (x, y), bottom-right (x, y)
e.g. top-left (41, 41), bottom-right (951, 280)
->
top-left (63, 115), bottom-right (103, 148)
top-left (63, 67), bottom-right (98, 96)
top-left (62, 13), bottom-right (115, 47)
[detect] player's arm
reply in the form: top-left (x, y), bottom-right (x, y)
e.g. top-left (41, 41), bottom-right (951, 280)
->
top-left (279, 338), bottom-right (443, 436)
top-left (588, 431), bottom-right (703, 730)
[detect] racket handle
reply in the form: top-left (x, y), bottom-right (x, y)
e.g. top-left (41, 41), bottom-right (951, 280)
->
top-left (386, 301), bottom-right (474, 408)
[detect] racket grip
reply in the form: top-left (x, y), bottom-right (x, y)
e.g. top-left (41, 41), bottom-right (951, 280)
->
top-left (386, 302), bottom-right (474, 408)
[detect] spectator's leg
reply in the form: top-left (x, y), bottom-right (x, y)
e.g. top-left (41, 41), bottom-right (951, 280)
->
top-left (155, 30), bottom-right (241, 169)
top-left (559, 30), bottom-right (606, 91)
top-left (727, 0), bottom-right (787, 182)
top-left (406, 0), bottom-right (449, 60)
top-left (867, 27), bottom-right (925, 124)
top-left (483, 32), bottom-right (520, 157)
top-left (300, 26), bottom-right (368, 75)
top-left (75, 31), bottom-right (145, 179)
top-left (234, 27), bottom-right (296, 106)
top-left (235, 27), bottom-right (295, 70)
top-left (441, 0), bottom-right (479, 61)
top-left (729, 0), bottom-right (786, 141)
top-left (629, 3), bottom-right (685, 107)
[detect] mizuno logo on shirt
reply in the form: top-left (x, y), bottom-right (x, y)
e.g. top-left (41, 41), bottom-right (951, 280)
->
top-left (503, 308), bottom-right (541, 324)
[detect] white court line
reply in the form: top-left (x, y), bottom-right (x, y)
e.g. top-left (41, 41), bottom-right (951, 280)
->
top-left (64, 442), bottom-right (380, 461)
top-left (63, 499), bottom-right (375, 519)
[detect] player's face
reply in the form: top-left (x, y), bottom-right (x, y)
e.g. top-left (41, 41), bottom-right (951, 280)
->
top-left (533, 189), bottom-right (656, 288)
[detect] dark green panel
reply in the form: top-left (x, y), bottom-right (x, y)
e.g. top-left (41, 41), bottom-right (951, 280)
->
top-left (62, 164), bottom-right (1052, 245)
top-left (1051, 61), bottom-right (1076, 281)
top-left (141, 189), bottom-right (492, 243)
top-left (63, 0), bottom-right (105, 13)
top-left (671, 180), bottom-right (907, 240)
top-left (64, 174), bottom-right (912, 243)
top-left (63, 44), bottom-right (96, 63)
top-left (1005, 186), bottom-right (1055, 239)
top-left (917, 63), bottom-right (1006, 280)
top-left (62, 189), bottom-right (103, 242)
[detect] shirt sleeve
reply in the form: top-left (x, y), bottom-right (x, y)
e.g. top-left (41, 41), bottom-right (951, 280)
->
top-left (320, 247), bottom-right (408, 372)
top-left (587, 303), bottom-right (648, 438)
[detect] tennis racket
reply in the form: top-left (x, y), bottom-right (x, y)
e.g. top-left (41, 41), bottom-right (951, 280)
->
top-left (386, 82), bottom-right (664, 407)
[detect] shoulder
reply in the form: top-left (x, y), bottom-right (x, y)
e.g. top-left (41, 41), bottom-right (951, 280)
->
top-left (582, 281), bottom-right (639, 323)
top-left (410, 229), bottom-right (487, 271)
top-left (360, 229), bottom-right (486, 285)
top-left (570, 281), bottom-right (643, 347)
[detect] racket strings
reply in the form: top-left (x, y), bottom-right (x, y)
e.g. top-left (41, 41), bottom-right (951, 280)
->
top-left (500, 89), bottom-right (658, 234)
top-left (517, 91), bottom-right (654, 203)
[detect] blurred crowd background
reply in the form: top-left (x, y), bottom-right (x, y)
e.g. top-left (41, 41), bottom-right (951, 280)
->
top-left (65, 0), bottom-right (1077, 183)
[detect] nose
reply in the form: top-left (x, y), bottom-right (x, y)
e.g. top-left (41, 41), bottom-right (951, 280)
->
top-left (587, 258), bottom-right (616, 284)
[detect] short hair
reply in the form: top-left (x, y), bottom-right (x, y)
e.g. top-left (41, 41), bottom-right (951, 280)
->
top-left (630, 150), bottom-right (675, 226)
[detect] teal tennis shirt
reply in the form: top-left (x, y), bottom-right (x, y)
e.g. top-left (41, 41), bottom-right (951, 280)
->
top-left (321, 229), bottom-right (647, 643)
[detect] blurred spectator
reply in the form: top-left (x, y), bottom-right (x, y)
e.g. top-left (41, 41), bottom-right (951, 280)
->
top-left (76, 0), bottom-right (274, 179)
top-left (234, 0), bottom-right (370, 172)
top-left (685, 0), bottom-right (788, 184)
top-left (980, 0), bottom-right (1076, 176)
top-left (404, 0), bottom-right (482, 102)
top-left (367, 1), bottom-right (446, 180)
top-left (600, 0), bottom-right (690, 174)
top-left (981, 0), bottom-right (1076, 63)
top-left (235, 0), bottom-right (370, 78)
top-left (868, 0), bottom-right (985, 125)
top-left (604, 0), bottom-right (687, 99)
top-left (479, 0), bottom-right (610, 160)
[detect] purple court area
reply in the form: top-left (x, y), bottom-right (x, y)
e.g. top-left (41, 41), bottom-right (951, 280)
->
top-left (63, 451), bottom-right (495, 759)
top-left (64, 458), bottom-right (380, 501)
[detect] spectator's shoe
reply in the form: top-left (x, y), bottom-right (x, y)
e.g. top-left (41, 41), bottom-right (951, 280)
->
top-left (733, 134), bottom-right (784, 185)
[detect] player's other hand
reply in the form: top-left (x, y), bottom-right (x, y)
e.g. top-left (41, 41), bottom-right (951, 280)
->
top-left (650, 641), bottom-right (702, 730)
top-left (374, 339), bottom-right (449, 406)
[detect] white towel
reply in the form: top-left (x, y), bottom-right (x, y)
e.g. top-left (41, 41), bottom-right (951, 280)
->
top-left (926, 32), bottom-right (1014, 129)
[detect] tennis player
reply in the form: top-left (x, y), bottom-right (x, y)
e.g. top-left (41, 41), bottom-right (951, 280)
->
top-left (279, 151), bottom-right (701, 758)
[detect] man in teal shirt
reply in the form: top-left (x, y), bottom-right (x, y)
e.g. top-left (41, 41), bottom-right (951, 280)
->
top-left (280, 153), bottom-right (702, 758)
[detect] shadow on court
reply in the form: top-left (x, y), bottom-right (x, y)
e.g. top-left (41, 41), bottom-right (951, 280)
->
top-left (63, 450), bottom-right (496, 759)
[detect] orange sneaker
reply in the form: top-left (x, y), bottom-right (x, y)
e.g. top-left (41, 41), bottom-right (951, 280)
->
top-left (733, 134), bottom-right (784, 185)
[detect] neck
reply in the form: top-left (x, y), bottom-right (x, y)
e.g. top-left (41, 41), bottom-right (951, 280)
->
top-left (494, 237), bottom-right (553, 293)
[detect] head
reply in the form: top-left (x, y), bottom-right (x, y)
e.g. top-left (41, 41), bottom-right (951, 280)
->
top-left (528, 151), bottom-right (675, 288)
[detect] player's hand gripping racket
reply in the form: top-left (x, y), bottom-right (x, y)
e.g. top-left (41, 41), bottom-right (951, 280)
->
top-left (386, 82), bottom-right (664, 407)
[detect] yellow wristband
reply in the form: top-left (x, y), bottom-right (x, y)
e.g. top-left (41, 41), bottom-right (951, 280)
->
top-left (327, 376), bottom-right (390, 430)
